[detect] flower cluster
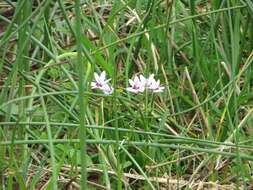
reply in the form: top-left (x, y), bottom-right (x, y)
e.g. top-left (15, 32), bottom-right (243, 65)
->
top-left (91, 72), bottom-right (164, 95)
top-left (126, 74), bottom-right (164, 93)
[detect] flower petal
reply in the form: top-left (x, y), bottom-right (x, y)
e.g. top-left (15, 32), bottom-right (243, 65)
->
top-left (104, 78), bottom-right (111, 84)
top-left (91, 82), bottom-right (97, 89)
top-left (139, 75), bottom-right (146, 85)
top-left (103, 85), bottom-right (114, 95)
top-left (153, 86), bottom-right (165, 93)
top-left (126, 87), bottom-right (139, 93)
top-left (94, 72), bottom-right (100, 82)
top-left (147, 74), bottom-right (155, 86)
top-left (129, 79), bottom-right (135, 86)
top-left (138, 86), bottom-right (145, 92)
top-left (148, 82), bottom-right (156, 89)
top-left (100, 71), bottom-right (106, 81)
top-left (133, 76), bottom-right (140, 84)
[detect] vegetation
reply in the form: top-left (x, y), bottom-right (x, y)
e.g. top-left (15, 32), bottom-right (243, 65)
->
top-left (0, 0), bottom-right (253, 189)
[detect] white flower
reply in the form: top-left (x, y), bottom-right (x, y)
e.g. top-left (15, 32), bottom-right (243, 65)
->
top-left (148, 79), bottom-right (165, 93)
top-left (126, 75), bottom-right (145, 93)
top-left (91, 71), bottom-right (114, 95)
top-left (91, 71), bottom-right (111, 90)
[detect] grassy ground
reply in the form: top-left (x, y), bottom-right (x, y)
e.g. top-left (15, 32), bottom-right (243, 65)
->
top-left (0, 0), bottom-right (253, 189)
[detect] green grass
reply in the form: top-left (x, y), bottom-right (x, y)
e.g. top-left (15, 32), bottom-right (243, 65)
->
top-left (0, 0), bottom-right (253, 189)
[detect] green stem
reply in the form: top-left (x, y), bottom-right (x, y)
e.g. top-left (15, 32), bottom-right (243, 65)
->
top-left (75, 0), bottom-right (88, 188)
top-left (37, 85), bottom-right (57, 189)
top-left (0, 139), bottom-right (252, 161)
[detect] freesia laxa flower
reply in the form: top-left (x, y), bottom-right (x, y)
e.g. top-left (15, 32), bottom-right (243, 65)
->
top-left (102, 84), bottom-right (114, 95)
top-left (148, 79), bottom-right (165, 93)
top-left (91, 71), bottom-right (113, 95)
top-left (126, 75), bottom-right (145, 93)
top-left (91, 71), bottom-right (110, 89)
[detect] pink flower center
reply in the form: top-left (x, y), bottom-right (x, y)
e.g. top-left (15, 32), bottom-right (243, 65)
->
top-left (133, 85), bottom-right (139, 90)
top-left (96, 82), bottom-right (103, 87)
